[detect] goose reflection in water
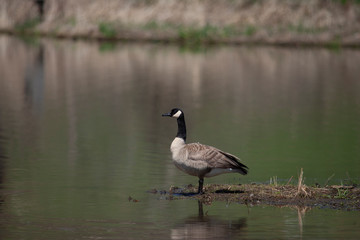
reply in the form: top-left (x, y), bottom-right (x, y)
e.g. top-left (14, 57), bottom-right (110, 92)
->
top-left (171, 201), bottom-right (247, 239)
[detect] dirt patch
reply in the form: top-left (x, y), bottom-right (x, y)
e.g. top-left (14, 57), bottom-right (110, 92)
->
top-left (151, 183), bottom-right (360, 211)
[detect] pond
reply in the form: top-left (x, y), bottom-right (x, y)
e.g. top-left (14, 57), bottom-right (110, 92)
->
top-left (0, 35), bottom-right (359, 239)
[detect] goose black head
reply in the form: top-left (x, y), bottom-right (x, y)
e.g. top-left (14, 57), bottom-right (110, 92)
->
top-left (162, 108), bottom-right (183, 118)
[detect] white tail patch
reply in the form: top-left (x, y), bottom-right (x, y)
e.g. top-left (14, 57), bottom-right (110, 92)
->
top-left (172, 110), bottom-right (182, 118)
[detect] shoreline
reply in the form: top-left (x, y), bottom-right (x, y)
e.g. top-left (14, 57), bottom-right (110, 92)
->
top-left (1, 0), bottom-right (360, 47)
top-left (150, 169), bottom-right (360, 211)
top-left (2, 29), bottom-right (360, 49)
top-left (151, 183), bottom-right (360, 211)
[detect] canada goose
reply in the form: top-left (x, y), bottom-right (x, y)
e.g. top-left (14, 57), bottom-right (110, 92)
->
top-left (162, 108), bottom-right (248, 194)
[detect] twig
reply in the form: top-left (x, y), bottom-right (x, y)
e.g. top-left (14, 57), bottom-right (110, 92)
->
top-left (296, 168), bottom-right (310, 198)
top-left (324, 173), bottom-right (335, 186)
top-left (286, 176), bottom-right (293, 185)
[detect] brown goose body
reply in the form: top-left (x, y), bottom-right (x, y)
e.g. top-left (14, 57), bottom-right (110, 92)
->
top-left (171, 137), bottom-right (247, 178)
top-left (163, 108), bottom-right (248, 194)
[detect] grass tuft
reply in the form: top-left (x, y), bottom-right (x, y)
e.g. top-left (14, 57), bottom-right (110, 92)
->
top-left (270, 176), bottom-right (278, 186)
top-left (15, 18), bottom-right (41, 32)
top-left (178, 25), bottom-right (218, 44)
top-left (334, 188), bottom-right (349, 199)
top-left (98, 22), bottom-right (117, 38)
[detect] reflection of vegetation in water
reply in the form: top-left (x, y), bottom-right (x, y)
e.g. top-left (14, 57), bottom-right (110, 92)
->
top-left (99, 42), bottom-right (117, 52)
top-left (178, 44), bottom-right (210, 54)
top-left (18, 35), bottom-right (40, 47)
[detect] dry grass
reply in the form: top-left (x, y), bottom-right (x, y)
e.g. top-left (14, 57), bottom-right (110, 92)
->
top-left (296, 168), bottom-right (311, 198)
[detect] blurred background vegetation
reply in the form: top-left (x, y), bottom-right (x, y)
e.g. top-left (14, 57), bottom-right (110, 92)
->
top-left (0, 0), bottom-right (360, 46)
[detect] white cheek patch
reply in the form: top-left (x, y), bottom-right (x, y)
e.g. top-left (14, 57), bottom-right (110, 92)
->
top-left (172, 110), bottom-right (182, 118)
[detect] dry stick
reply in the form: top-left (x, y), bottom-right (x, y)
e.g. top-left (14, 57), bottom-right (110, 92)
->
top-left (286, 176), bottom-right (293, 185)
top-left (324, 173), bottom-right (335, 186)
top-left (296, 168), bottom-right (309, 198)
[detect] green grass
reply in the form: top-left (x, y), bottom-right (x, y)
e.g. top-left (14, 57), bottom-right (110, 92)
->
top-left (178, 25), bottom-right (218, 44)
top-left (98, 22), bottom-right (117, 38)
top-left (177, 24), bottom-right (257, 45)
top-left (325, 36), bottom-right (342, 50)
top-left (222, 25), bottom-right (238, 37)
top-left (142, 20), bottom-right (159, 30)
top-left (243, 25), bottom-right (257, 36)
top-left (269, 176), bottom-right (278, 186)
top-left (334, 188), bottom-right (349, 199)
top-left (15, 18), bottom-right (41, 32)
top-left (288, 24), bottom-right (325, 34)
top-left (140, 21), bottom-right (258, 45)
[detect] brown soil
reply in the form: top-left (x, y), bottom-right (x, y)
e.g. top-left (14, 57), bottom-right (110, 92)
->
top-left (151, 184), bottom-right (360, 211)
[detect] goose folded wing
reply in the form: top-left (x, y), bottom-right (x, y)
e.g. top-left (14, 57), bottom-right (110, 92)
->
top-left (187, 144), bottom-right (247, 171)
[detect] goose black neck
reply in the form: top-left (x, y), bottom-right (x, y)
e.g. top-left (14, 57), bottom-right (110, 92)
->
top-left (176, 115), bottom-right (187, 142)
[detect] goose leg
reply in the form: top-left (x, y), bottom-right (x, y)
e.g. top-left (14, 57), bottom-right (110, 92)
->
top-left (198, 178), bottom-right (204, 194)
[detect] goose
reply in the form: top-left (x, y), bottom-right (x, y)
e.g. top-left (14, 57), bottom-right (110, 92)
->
top-left (162, 108), bottom-right (248, 194)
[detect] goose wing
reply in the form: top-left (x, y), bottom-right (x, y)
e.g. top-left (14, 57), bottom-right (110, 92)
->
top-left (186, 143), bottom-right (248, 175)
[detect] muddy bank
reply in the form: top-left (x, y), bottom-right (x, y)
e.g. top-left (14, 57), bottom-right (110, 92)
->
top-left (151, 184), bottom-right (360, 211)
top-left (1, 0), bottom-right (360, 46)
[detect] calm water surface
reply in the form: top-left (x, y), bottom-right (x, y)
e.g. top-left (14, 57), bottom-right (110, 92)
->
top-left (0, 35), bottom-right (359, 239)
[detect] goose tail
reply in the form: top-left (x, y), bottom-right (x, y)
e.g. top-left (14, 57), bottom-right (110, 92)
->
top-left (220, 151), bottom-right (249, 175)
